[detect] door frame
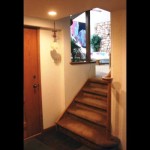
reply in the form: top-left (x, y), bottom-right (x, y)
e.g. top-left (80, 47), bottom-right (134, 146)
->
top-left (24, 26), bottom-right (43, 138)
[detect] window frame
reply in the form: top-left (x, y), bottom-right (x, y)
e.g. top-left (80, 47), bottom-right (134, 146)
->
top-left (70, 9), bottom-right (110, 65)
top-left (70, 10), bottom-right (92, 64)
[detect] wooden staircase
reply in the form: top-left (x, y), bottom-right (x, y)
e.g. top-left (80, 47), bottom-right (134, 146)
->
top-left (56, 78), bottom-right (120, 150)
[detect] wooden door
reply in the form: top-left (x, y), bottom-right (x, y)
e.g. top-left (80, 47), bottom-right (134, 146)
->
top-left (24, 27), bottom-right (42, 139)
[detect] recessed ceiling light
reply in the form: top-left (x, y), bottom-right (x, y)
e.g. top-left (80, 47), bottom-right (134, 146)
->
top-left (48, 11), bottom-right (57, 16)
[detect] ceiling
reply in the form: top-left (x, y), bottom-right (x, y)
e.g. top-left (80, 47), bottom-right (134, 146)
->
top-left (24, 0), bottom-right (126, 20)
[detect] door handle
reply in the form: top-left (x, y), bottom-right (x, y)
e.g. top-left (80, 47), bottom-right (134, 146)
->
top-left (33, 84), bottom-right (39, 88)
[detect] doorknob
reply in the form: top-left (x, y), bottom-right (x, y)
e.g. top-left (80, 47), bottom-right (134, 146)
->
top-left (33, 84), bottom-right (38, 88)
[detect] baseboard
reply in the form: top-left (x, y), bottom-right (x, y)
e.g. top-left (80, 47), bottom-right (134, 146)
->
top-left (24, 125), bottom-right (56, 141)
top-left (42, 125), bottom-right (56, 133)
top-left (24, 132), bottom-right (42, 141)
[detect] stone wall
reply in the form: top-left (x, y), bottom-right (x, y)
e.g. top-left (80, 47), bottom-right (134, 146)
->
top-left (95, 21), bottom-right (111, 53)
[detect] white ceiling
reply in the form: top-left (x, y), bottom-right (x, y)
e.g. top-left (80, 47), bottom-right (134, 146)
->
top-left (24, 0), bottom-right (126, 20)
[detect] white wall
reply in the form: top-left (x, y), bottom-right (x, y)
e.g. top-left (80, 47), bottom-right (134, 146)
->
top-left (24, 16), bottom-right (95, 128)
top-left (39, 30), bottom-right (65, 129)
top-left (56, 17), bottom-right (95, 107)
top-left (111, 9), bottom-right (126, 150)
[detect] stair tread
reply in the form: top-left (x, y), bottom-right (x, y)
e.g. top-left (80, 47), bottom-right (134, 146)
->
top-left (75, 95), bottom-right (107, 110)
top-left (83, 87), bottom-right (107, 96)
top-left (88, 78), bottom-right (112, 84)
top-left (68, 103), bottom-right (107, 126)
top-left (57, 114), bottom-right (118, 147)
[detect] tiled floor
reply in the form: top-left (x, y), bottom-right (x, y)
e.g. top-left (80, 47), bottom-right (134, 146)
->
top-left (24, 128), bottom-right (92, 150)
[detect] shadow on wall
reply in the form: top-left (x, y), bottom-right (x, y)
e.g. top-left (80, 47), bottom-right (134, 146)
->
top-left (50, 50), bottom-right (61, 65)
top-left (112, 82), bottom-right (126, 150)
top-left (120, 90), bottom-right (126, 150)
top-left (112, 82), bottom-right (121, 136)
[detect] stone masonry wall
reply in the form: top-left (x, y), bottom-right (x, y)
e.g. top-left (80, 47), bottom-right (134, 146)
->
top-left (95, 21), bottom-right (111, 53)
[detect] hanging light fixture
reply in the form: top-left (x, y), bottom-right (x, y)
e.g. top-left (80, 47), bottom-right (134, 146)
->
top-left (50, 21), bottom-right (61, 63)
top-left (51, 21), bottom-right (59, 50)
top-left (48, 11), bottom-right (58, 48)
top-left (48, 11), bottom-right (61, 63)
top-left (52, 21), bottom-right (57, 42)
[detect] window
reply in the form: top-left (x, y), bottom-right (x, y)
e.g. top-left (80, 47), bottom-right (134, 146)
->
top-left (70, 12), bottom-right (86, 62)
top-left (70, 8), bottom-right (111, 64)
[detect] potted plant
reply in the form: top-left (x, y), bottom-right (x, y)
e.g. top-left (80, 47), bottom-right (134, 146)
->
top-left (71, 38), bottom-right (81, 62)
top-left (90, 34), bottom-right (102, 52)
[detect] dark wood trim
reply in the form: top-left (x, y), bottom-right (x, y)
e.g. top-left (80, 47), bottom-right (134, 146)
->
top-left (24, 25), bottom-right (61, 31)
top-left (24, 25), bottom-right (40, 29)
top-left (70, 60), bottom-right (96, 65)
top-left (86, 11), bottom-right (90, 62)
top-left (40, 27), bottom-right (61, 32)
top-left (24, 132), bottom-right (42, 141)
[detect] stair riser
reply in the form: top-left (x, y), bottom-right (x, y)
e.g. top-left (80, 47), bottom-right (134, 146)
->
top-left (67, 111), bottom-right (107, 127)
top-left (75, 92), bottom-right (107, 110)
top-left (67, 103), bottom-right (107, 127)
top-left (75, 100), bottom-right (107, 111)
top-left (82, 88), bottom-right (107, 97)
top-left (82, 92), bottom-right (107, 101)
top-left (87, 82), bottom-right (108, 89)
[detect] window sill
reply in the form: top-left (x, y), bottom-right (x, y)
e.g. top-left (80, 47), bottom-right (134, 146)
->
top-left (70, 60), bottom-right (96, 65)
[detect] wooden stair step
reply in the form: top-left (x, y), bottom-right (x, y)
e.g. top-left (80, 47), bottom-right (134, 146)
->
top-left (87, 82), bottom-right (108, 90)
top-left (68, 103), bottom-right (107, 126)
top-left (88, 77), bottom-right (112, 84)
top-left (75, 93), bottom-right (107, 110)
top-left (81, 92), bottom-right (107, 100)
top-left (57, 113), bottom-right (118, 148)
top-left (82, 87), bottom-right (107, 96)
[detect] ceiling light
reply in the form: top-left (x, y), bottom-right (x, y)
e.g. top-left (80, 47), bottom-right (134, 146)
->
top-left (48, 11), bottom-right (57, 16)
